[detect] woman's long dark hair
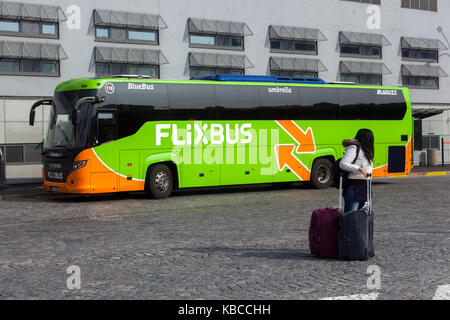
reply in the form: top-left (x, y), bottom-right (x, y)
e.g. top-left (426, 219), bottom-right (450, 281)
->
top-left (354, 129), bottom-right (375, 163)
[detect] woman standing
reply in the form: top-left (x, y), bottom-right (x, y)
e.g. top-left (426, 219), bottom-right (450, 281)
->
top-left (339, 129), bottom-right (374, 213)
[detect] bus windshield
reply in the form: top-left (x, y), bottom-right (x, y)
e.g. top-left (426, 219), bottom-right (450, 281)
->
top-left (44, 91), bottom-right (94, 150)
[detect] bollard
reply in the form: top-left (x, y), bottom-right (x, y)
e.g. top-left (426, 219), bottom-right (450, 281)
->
top-left (442, 138), bottom-right (445, 167)
top-left (427, 149), bottom-right (439, 166)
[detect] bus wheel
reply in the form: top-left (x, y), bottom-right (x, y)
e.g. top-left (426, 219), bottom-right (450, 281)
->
top-left (147, 164), bottom-right (173, 199)
top-left (311, 158), bottom-right (333, 189)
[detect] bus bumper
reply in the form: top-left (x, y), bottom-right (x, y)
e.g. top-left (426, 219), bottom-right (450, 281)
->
top-left (43, 162), bottom-right (92, 194)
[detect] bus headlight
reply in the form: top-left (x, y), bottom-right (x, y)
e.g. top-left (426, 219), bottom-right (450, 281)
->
top-left (72, 161), bottom-right (87, 172)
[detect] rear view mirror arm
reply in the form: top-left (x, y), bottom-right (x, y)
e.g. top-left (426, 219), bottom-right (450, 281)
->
top-left (29, 99), bottom-right (53, 126)
top-left (71, 96), bottom-right (105, 126)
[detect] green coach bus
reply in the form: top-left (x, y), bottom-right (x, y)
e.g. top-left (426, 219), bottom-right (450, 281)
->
top-left (29, 74), bottom-right (413, 198)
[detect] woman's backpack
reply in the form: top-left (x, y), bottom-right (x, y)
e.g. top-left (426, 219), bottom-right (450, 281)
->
top-left (331, 146), bottom-right (360, 189)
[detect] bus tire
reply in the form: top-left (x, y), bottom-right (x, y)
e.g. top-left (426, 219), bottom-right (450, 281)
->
top-left (311, 158), bottom-right (333, 189)
top-left (146, 164), bottom-right (173, 199)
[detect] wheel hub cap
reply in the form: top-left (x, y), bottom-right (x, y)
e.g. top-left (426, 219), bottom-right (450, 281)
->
top-left (317, 165), bottom-right (330, 183)
top-left (155, 171), bottom-right (169, 192)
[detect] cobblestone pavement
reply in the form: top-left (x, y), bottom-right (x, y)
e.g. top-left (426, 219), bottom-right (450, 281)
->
top-left (0, 176), bottom-right (448, 300)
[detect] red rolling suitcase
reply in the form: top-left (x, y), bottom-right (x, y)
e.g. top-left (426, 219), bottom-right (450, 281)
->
top-left (308, 177), bottom-right (343, 258)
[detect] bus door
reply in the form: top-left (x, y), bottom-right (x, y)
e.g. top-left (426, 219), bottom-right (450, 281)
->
top-left (91, 110), bottom-right (119, 193)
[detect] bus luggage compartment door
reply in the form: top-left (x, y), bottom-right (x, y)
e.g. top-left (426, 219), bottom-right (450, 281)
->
top-left (119, 150), bottom-right (142, 191)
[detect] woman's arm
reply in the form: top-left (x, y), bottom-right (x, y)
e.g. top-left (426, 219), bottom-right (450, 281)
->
top-left (339, 145), bottom-right (360, 173)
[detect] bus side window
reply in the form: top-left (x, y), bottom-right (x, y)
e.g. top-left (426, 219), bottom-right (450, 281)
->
top-left (97, 111), bottom-right (116, 145)
top-left (374, 92), bottom-right (407, 120)
top-left (338, 88), bottom-right (374, 120)
top-left (300, 87), bottom-right (339, 120)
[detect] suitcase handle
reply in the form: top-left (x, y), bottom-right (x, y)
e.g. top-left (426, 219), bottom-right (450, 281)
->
top-left (338, 174), bottom-right (343, 212)
top-left (366, 173), bottom-right (373, 212)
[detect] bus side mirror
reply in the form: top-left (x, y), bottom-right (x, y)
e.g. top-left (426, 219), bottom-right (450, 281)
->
top-left (29, 99), bottom-right (53, 126)
top-left (29, 110), bottom-right (36, 126)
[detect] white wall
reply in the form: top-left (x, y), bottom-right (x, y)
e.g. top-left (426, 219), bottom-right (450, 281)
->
top-left (0, 0), bottom-right (448, 102)
top-left (0, 98), bottom-right (49, 183)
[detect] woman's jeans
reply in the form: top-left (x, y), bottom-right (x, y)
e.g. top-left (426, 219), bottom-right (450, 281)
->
top-left (343, 184), bottom-right (366, 213)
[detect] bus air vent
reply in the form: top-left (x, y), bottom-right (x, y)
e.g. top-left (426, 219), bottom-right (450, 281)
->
top-left (191, 74), bottom-right (326, 84)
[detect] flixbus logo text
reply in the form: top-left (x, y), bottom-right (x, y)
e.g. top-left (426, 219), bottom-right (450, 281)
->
top-left (156, 123), bottom-right (253, 146)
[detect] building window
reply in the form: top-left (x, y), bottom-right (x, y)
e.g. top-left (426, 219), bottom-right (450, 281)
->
top-left (0, 18), bottom-right (58, 38)
top-left (269, 57), bottom-right (327, 79)
top-left (42, 23), bottom-right (57, 35)
top-left (190, 67), bottom-right (244, 78)
top-left (402, 49), bottom-right (438, 62)
top-left (401, 37), bottom-right (446, 63)
top-left (96, 28), bottom-right (108, 38)
top-left (95, 26), bottom-right (158, 45)
top-left (189, 35), bottom-right (215, 46)
top-left (128, 30), bottom-right (156, 42)
top-left (5, 145), bottom-right (23, 163)
top-left (189, 33), bottom-right (244, 50)
top-left (188, 52), bottom-right (252, 78)
top-left (341, 73), bottom-right (382, 85)
top-left (0, 58), bottom-right (59, 76)
top-left (95, 63), bottom-right (159, 78)
top-left (0, 144), bottom-right (43, 164)
top-left (341, 0), bottom-right (380, 4)
top-left (93, 10), bottom-right (166, 45)
top-left (0, 20), bottom-right (19, 32)
top-left (422, 135), bottom-right (440, 149)
top-left (401, 0), bottom-right (437, 11)
top-left (339, 31), bottom-right (390, 59)
top-left (402, 76), bottom-right (439, 89)
top-left (268, 25), bottom-right (326, 56)
top-left (341, 44), bottom-right (382, 59)
top-left (93, 10), bottom-right (165, 45)
top-left (270, 39), bottom-right (317, 55)
top-left (187, 18), bottom-right (252, 51)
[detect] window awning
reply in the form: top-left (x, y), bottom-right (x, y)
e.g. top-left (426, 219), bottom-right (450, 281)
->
top-left (0, 40), bottom-right (67, 60)
top-left (401, 37), bottom-right (447, 51)
top-left (0, 1), bottom-right (66, 22)
top-left (269, 25), bottom-right (326, 41)
top-left (188, 18), bottom-right (253, 36)
top-left (412, 108), bottom-right (445, 119)
top-left (95, 47), bottom-right (168, 65)
top-left (94, 9), bottom-right (167, 30)
top-left (189, 52), bottom-right (254, 69)
top-left (270, 57), bottom-right (327, 72)
top-left (340, 31), bottom-right (391, 46)
top-left (340, 61), bottom-right (391, 75)
top-left (402, 64), bottom-right (448, 77)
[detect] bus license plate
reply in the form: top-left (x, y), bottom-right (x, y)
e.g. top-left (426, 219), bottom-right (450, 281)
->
top-left (50, 186), bottom-right (59, 192)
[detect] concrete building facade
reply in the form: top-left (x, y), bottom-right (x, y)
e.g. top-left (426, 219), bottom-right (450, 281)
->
top-left (0, 0), bottom-right (449, 183)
